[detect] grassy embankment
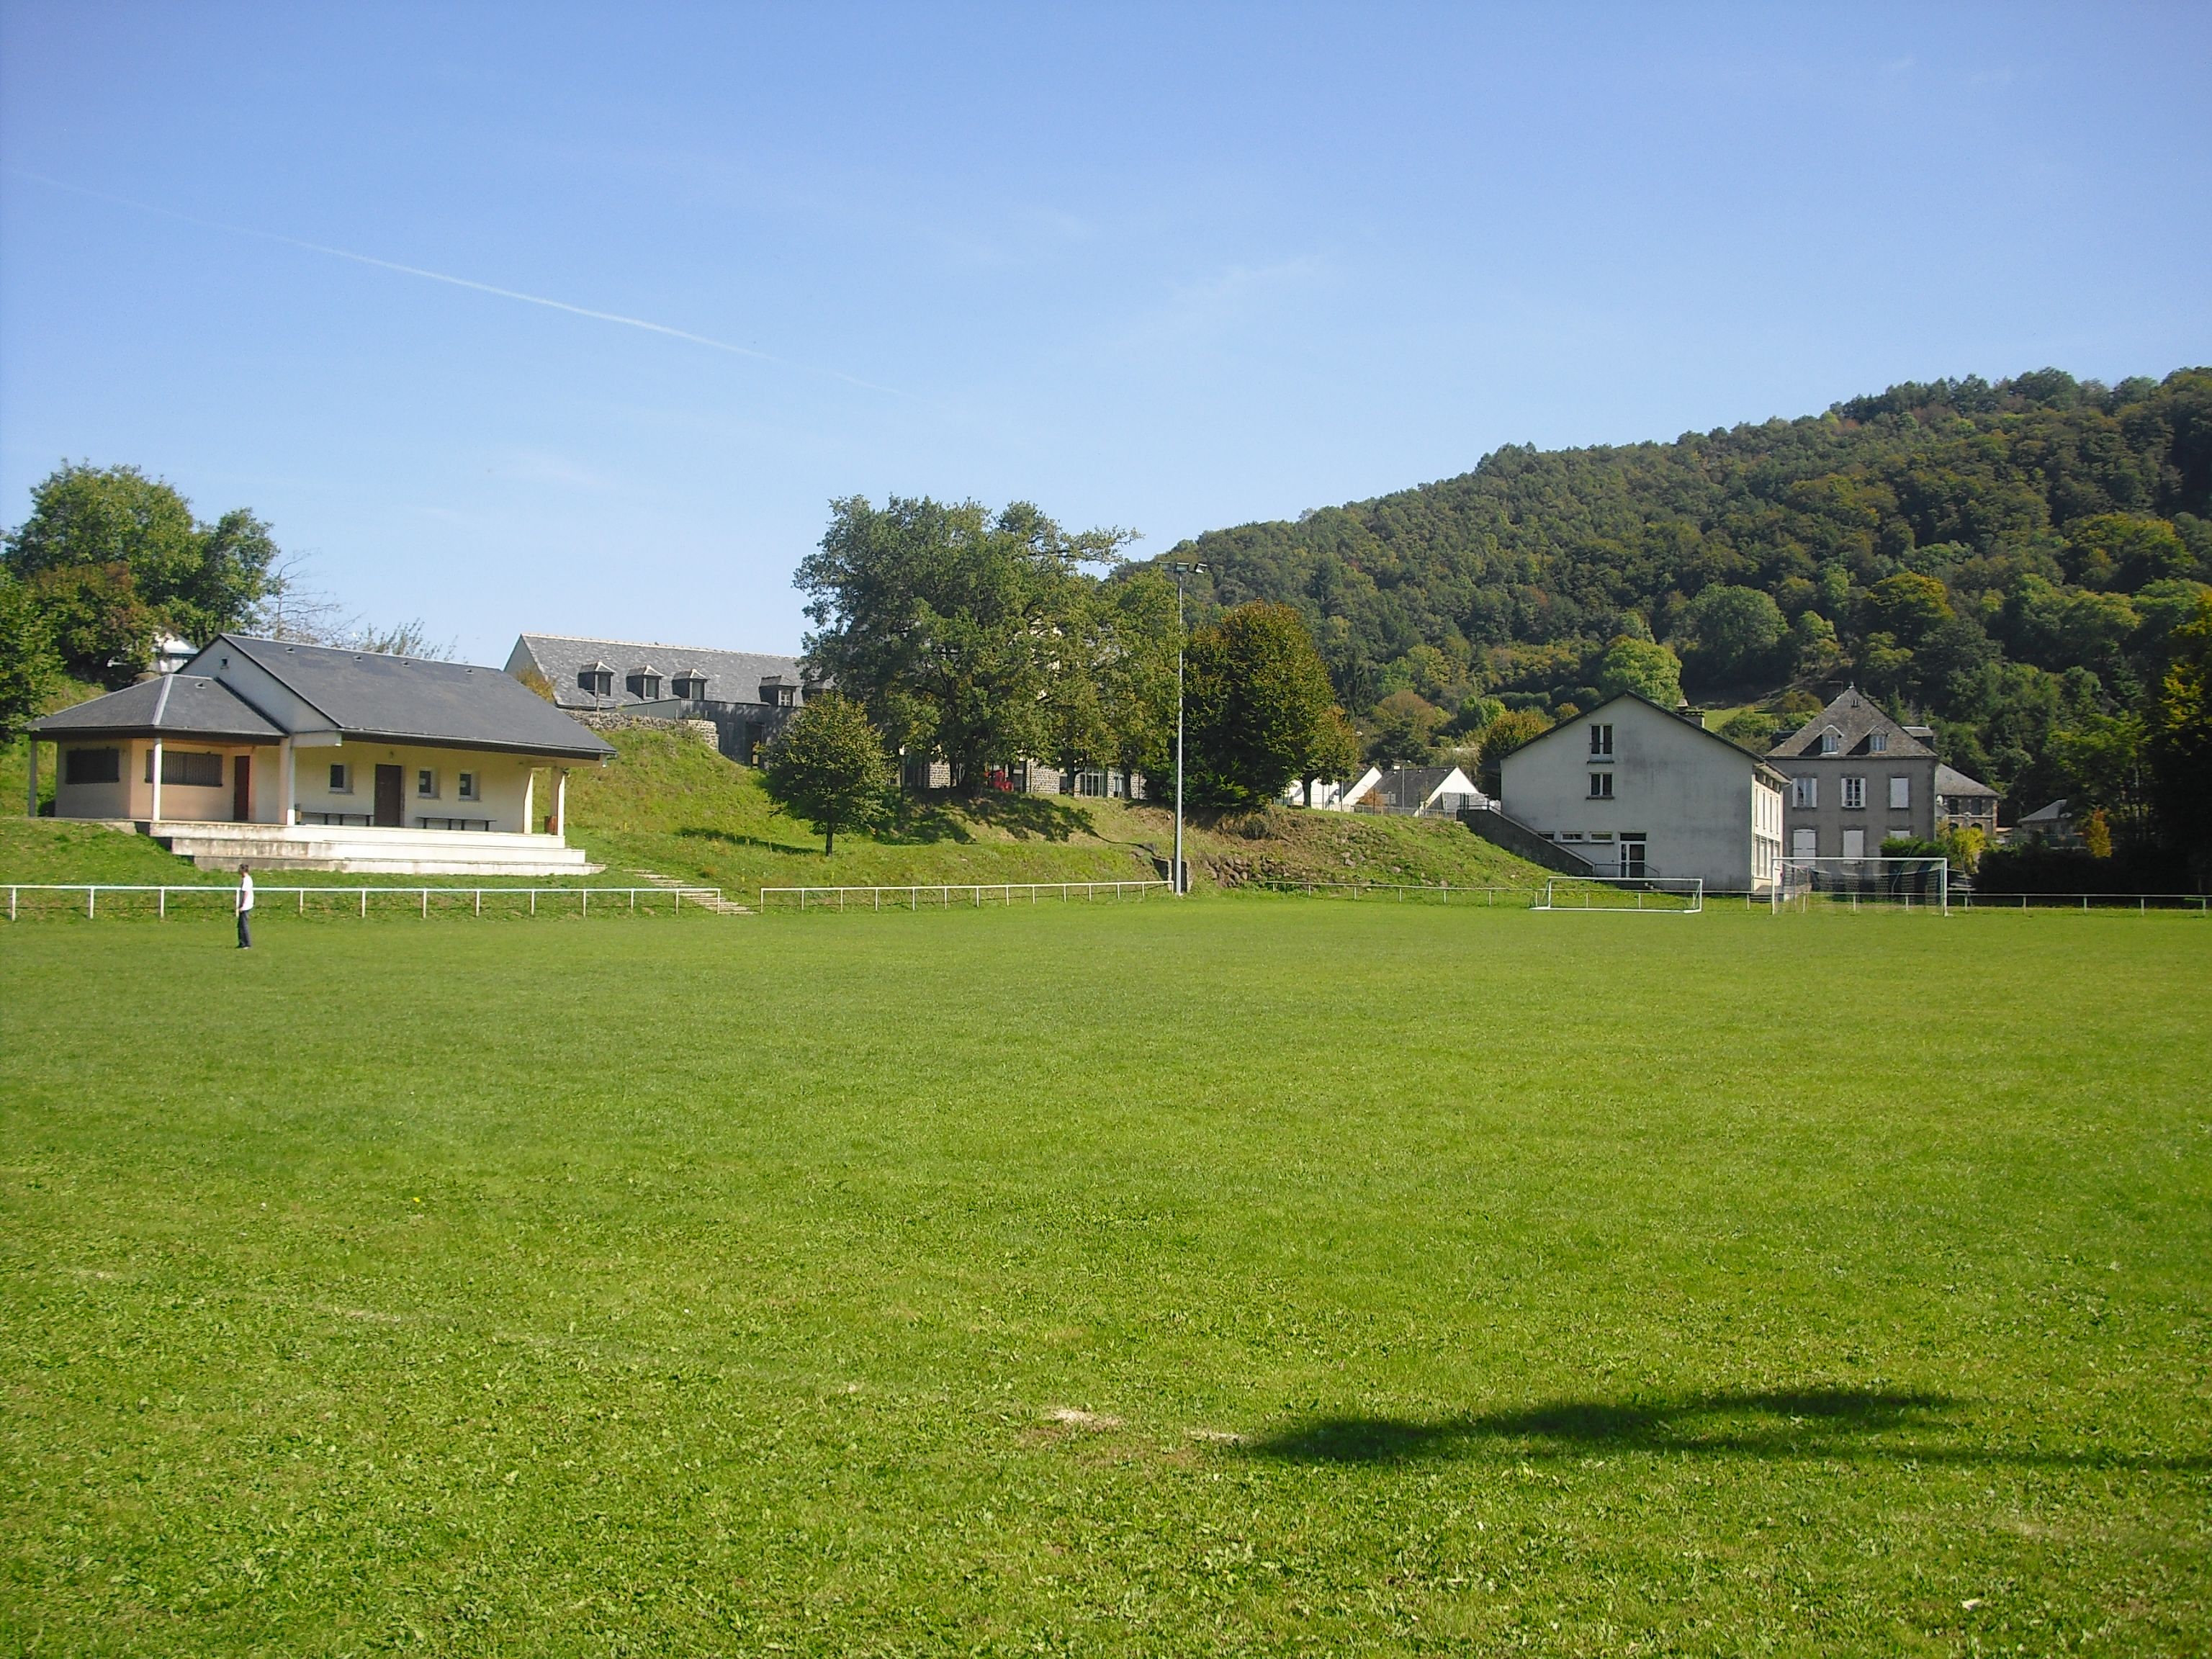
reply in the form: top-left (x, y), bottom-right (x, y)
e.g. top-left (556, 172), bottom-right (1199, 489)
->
top-left (3, 902), bottom-right (2208, 1653)
top-left (3, 727), bottom-right (1555, 899)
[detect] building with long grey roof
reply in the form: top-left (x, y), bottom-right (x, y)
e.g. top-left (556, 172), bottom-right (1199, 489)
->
top-left (505, 632), bottom-right (817, 763)
top-left (27, 635), bottom-right (611, 874)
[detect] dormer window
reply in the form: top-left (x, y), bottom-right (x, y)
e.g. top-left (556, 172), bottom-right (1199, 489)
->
top-left (1818, 727), bottom-right (1843, 755)
top-left (577, 663), bottom-right (613, 696)
top-left (626, 667), bottom-right (662, 701)
top-left (671, 670), bottom-right (710, 701)
top-left (759, 677), bottom-right (797, 707)
top-left (1869, 731), bottom-right (1888, 754)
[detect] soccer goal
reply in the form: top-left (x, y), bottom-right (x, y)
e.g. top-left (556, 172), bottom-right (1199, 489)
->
top-left (1534, 876), bottom-right (1704, 913)
top-left (1774, 856), bottom-right (1948, 915)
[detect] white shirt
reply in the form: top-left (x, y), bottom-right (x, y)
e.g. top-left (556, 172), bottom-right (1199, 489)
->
top-left (238, 872), bottom-right (255, 912)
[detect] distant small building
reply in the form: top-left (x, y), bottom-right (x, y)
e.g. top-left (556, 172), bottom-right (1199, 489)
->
top-left (505, 633), bottom-right (815, 763)
top-left (1499, 692), bottom-right (1786, 891)
top-left (1766, 688), bottom-right (1939, 861)
top-left (1334, 764), bottom-right (1491, 817)
top-left (1935, 763), bottom-right (2000, 838)
top-left (2015, 799), bottom-right (2080, 848)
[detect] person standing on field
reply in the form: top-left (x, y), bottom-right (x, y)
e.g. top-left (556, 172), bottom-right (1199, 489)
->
top-left (236, 862), bottom-right (254, 949)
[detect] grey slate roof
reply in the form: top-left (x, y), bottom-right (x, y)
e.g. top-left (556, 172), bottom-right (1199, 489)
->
top-left (216, 636), bottom-right (613, 759)
top-left (507, 632), bottom-right (807, 710)
top-left (30, 673), bottom-right (284, 741)
top-left (1935, 763), bottom-right (1997, 799)
top-left (37, 636), bottom-right (612, 760)
top-left (1767, 688), bottom-right (1935, 760)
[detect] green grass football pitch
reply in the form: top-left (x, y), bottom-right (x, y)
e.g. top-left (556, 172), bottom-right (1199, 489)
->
top-left (3, 901), bottom-right (2207, 1655)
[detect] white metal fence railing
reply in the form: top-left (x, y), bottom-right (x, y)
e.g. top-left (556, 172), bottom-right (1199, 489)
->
top-left (1958, 891), bottom-right (2210, 913)
top-left (760, 881), bottom-right (1169, 912)
top-left (4, 884), bottom-right (728, 922)
top-left (1249, 878), bottom-right (1534, 904)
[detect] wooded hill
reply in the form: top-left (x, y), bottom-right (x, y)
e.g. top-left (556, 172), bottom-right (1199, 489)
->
top-left (1151, 368), bottom-right (2212, 817)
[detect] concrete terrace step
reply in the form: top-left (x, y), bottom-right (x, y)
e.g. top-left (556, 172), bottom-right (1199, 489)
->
top-left (628, 869), bottom-right (750, 914)
top-left (144, 821), bottom-right (603, 876)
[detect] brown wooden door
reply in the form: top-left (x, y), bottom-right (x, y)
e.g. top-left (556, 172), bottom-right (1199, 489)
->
top-left (374, 764), bottom-right (403, 827)
top-left (232, 754), bottom-right (252, 822)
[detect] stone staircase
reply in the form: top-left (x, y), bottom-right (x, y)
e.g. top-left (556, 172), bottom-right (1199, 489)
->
top-left (627, 868), bottom-right (751, 915)
top-left (147, 821), bottom-right (603, 876)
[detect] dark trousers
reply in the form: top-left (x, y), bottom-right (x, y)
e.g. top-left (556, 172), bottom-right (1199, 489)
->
top-left (238, 909), bottom-right (253, 948)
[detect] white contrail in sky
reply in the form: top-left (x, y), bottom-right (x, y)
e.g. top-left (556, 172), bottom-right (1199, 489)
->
top-left (5, 168), bottom-right (908, 397)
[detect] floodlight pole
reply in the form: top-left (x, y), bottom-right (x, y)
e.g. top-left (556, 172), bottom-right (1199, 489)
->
top-left (1171, 562), bottom-right (1208, 895)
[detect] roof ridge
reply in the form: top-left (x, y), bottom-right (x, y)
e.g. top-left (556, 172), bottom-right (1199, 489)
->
top-left (521, 630), bottom-right (801, 656)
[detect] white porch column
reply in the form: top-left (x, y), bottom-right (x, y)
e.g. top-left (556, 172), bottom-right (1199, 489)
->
top-left (554, 768), bottom-right (568, 841)
top-left (280, 739), bottom-right (295, 825)
top-left (521, 768), bottom-right (536, 835)
top-left (150, 738), bottom-right (164, 824)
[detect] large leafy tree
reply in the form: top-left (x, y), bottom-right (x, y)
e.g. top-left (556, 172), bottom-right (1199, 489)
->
top-left (1364, 690), bottom-right (1444, 765)
top-left (796, 496), bottom-right (1135, 792)
top-left (760, 693), bottom-right (894, 853)
top-left (1677, 585), bottom-right (1786, 685)
top-left (0, 573), bottom-right (63, 743)
top-left (4, 463), bottom-right (279, 683)
top-left (1183, 602), bottom-right (1336, 806)
top-left (2151, 593), bottom-right (2212, 874)
top-left (1593, 636), bottom-right (1683, 704)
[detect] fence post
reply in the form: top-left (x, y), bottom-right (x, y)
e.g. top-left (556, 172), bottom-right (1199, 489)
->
top-left (583, 889), bottom-right (589, 918)
top-left (89, 887), bottom-right (96, 919)
top-left (529, 889), bottom-right (536, 917)
top-left (361, 887), bottom-right (367, 918)
top-left (158, 887), bottom-right (166, 920)
top-left (421, 887), bottom-right (428, 920)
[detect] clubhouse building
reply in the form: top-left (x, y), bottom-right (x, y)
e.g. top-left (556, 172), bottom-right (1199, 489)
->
top-left (26, 634), bottom-right (613, 874)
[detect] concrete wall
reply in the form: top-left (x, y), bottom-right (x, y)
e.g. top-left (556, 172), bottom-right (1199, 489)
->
top-left (1500, 699), bottom-right (1773, 891)
top-left (53, 739), bottom-right (267, 823)
top-left (293, 741), bottom-right (544, 833)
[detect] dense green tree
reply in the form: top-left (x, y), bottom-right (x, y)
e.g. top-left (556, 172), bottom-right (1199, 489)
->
top-left (1300, 706), bottom-right (1364, 805)
top-left (0, 573), bottom-right (63, 743)
top-left (1183, 602), bottom-right (1336, 806)
top-left (1676, 585), bottom-right (1786, 686)
top-left (760, 693), bottom-right (894, 853)
top-left (1593, 636), bottom-right (1683, 705)
top-left (4, 463), bottom-right (279, 680)
top-left (796, 496), bottom-right (1136, 792)
top-left (1364, 690), bottom-right (1444, 765)
top-left (1476, 706), bottom-right (1552, 773)
top-left (2150, 593), bottom-right (2212, 873)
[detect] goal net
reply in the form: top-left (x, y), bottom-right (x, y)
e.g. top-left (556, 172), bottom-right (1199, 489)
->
top-left (1775, 856), bottom-right (1948, 914)
top-left (1534, 876), bottom-right (1704, 913)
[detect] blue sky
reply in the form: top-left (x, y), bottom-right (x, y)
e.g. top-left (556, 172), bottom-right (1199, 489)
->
top-left (3, 3), bottom-right (2208, 663)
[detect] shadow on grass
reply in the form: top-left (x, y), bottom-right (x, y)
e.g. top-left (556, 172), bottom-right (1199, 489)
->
top-left (1241, 1388), bottom-right (2211, 1473)
top-left (675, 826), bottom-right (819, 856)
top-left (876, 792), bottom-right (1096, 845)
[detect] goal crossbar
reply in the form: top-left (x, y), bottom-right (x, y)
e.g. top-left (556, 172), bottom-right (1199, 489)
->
top-left (1775, 856), bottom-right (1948, 916)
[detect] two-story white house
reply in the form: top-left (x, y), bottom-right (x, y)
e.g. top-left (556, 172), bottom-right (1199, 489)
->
top-left (1498, 693), bottom-right (1787, 892)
